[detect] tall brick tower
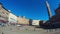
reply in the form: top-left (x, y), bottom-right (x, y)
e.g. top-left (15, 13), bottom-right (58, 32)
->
top-left (45, 1), bottom-right (52, 19)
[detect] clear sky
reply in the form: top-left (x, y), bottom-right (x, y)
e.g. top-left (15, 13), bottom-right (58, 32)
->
top-left (0, 0), bottom-right (60, 20)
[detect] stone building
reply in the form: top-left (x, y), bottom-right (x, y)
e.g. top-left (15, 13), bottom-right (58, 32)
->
top-left (8, 13), bottom-right (17, 25)
top-left (19, 16), bottom-right (29, 25)
top-left (0, 3), bottom-right (10, 23)
top-left (29, 19), bottom-right (33, 26)
top-left (32, 20), bottom-right (40, 26)
top-left (17, 16), bottom-right (21, 24)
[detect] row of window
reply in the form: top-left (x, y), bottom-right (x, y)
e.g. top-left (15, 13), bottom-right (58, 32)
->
top-left (0, 15), bottom-right (8, 19)
top-left (2, 11), bottom-right (8, 15)
top-left (0, 11), bottom-right (8, 15)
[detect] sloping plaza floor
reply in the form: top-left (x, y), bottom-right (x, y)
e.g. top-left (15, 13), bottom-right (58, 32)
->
top-left (0, 25), bottom-right (60, 34)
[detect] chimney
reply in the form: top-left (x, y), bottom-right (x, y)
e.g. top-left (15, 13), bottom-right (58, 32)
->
top-left (21, 16), bottom-right (25, 18)
top-left (45, 1), bottom-right (52, 19)
top-left (0, 2), bottom-right (2, 7)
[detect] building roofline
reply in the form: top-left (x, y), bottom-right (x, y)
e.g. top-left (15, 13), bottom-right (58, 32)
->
top-left (0, 2), bottom-right (10, 13)
top-left (2, 6), bottom-right (10, 13)
top-left (0, 2), bottom-right (2, 5)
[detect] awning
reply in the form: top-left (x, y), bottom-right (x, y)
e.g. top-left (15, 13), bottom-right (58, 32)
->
top-left (0, 20), bottom-right (8, 23)
top-left (10, 22), bottom-right (16, 24)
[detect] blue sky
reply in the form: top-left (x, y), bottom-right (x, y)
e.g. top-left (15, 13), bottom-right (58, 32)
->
top-left (0, 0), bottom-right (60, 20)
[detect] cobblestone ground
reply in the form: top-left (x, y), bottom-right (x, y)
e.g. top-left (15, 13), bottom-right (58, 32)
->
top-left (0, 25), bottom-right (60, 34)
